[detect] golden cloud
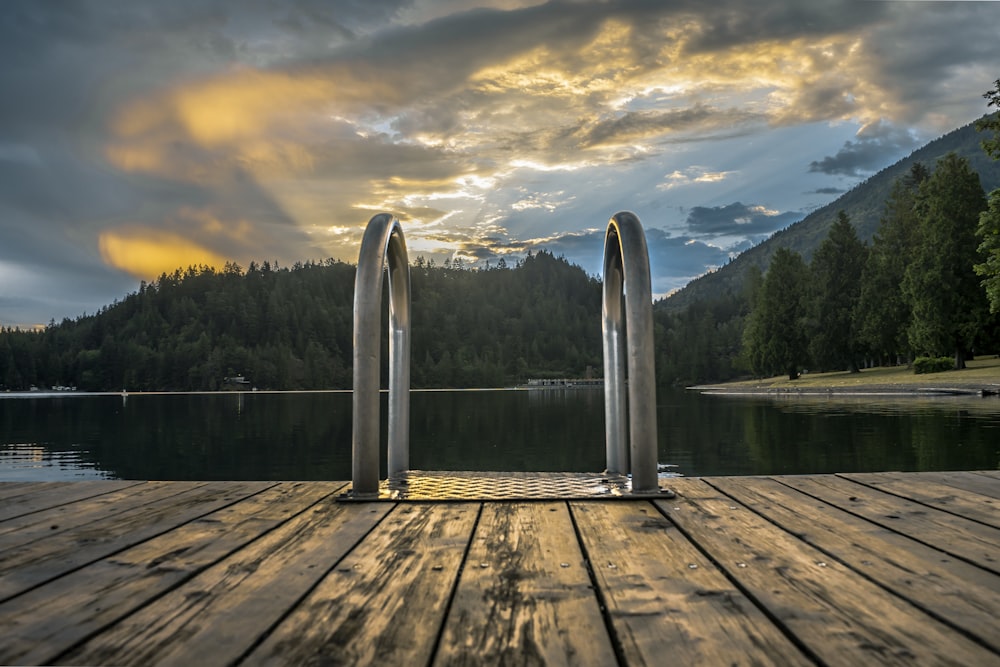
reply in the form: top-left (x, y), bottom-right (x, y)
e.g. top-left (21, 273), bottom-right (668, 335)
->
top-left (105, 63), bottom-right (402, 180)
top-left (93, 8), bottom-right (895, 278)
top-left (98, 227), bottom-right (231, 281)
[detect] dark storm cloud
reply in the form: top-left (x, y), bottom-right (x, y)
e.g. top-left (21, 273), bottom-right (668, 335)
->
top-left (809, 187), bottom-right (846, 195)
top-left (577, 106), bottom-right (761, 149)
top-left (685, 202), bottom-right (801, 237)
top-left (808, 120), bottom-right (919, 178)
top-left (859, 2), bottom-right (1000, 126)
top-left (681, 0), bottom-right (888, 54)
top-left (3, 0), bottom-right (999, 326)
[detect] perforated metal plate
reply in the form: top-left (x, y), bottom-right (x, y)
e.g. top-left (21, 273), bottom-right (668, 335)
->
top-left (340, 470), bottom-right (677, 501)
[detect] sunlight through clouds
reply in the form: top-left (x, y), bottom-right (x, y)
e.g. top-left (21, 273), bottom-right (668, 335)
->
top-left (2, 0), bottom-right (998, 326)
top-left (98, 228), bottom-right (230, 281)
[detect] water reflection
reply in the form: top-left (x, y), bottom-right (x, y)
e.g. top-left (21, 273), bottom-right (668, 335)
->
top-left (687, 393), bottom-right (1000, 475)
top-left (409, 389), bottom-right (606, 473)
top-left (0, 389), bottom-right (997, 481)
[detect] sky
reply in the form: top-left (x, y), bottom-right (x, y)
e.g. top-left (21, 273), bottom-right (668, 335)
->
top-left (2, 0), bottom-right (999, 328)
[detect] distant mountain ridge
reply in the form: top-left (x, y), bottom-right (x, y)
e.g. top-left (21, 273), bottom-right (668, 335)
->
top-left (661, 118), bottom-right (1000, 312)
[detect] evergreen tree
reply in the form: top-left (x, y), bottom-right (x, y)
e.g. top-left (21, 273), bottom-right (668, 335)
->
top-left (975, 189), bottom-right (1000, 313)
top-left (742, 247), bottom-right (810, 379)
top-left (976, 79), bottom-right (1000, 161)
top-left (809, 211), bottom-right (868, 372)
top-left (902, 153), bottom-right (988, 368)
top-left (855, 165), bottom-right (927, 365)
top-left (974, 79), bottom-right (1000, 314)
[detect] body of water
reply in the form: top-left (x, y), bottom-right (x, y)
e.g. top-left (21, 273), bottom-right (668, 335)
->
top-left (1, 388), bottom-right (997, 481)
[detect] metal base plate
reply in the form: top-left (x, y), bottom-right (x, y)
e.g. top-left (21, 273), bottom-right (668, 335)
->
top-left (340, 470), bottom-right (677, 501)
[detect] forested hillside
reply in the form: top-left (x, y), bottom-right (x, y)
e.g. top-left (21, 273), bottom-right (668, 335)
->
top-left (646, 107), bottom-right (1000, 386)
top-left (664, 118), bottom-right (1000, 312)
top-left (5, 108), bottom-right (999, 391)
top-left (0, 252), bottom-right (604, 391)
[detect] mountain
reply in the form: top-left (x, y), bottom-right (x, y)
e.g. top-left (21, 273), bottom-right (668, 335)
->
top-left (661, 118), bottom-right (1000, 312)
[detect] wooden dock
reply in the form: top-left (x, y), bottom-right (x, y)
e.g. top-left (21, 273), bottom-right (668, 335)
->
top-left (1, 471), bottom-right (998, 665)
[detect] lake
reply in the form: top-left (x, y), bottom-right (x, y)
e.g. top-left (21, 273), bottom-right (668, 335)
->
top-left (1, 388), bottom-right (998, 481)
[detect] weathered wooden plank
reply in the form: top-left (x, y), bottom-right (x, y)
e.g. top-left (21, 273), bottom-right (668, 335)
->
top-left (570, 500), bottom-right (807, 666)
top-left (777, 475), bottom-right (1000, 574)
top-left (902, 471), bottom-right (1000, 500)
top-left (0, 481), bottom-right (205, 540)
top-left (974, 470), bottom-right (1000, 480)
top-left (709, 476), bottom-right (1000, 653)
top-left (244, 503), bottom-right (480, 667)
top-left (0, 482), bottom-right (344, 666)
top-left (0, 482), bottom-right (66, 501)
top-left (660, 478), bottom-right (999, 666)
top-left (0, 481), bottom-right (273, 601)
top-left (0, 481), bottom-right (147, 522)
top-left (434, 501), bottom-right (616, 666)
top-left (838, 472), bottom-right (1000, 528)
top-left (58, 493), bottom-right (390, 667)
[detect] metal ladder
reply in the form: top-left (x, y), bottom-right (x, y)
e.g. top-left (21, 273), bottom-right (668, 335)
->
top-left (349, 211), bottom-right (661, 498)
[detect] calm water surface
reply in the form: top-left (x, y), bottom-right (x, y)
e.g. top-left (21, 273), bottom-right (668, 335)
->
top-left (1, 389), bottom-right (997, 481)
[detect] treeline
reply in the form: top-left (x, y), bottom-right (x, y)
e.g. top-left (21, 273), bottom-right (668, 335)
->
top-left (6, 89), bottom-right (999, 390)
top-left (703, 153), bottom-right (999, 381)
top-left (745, 152), bottom-right (1000, 378)
top-left (653, 85), bottom-right (1000, 385)
top-left (0, 251), bottom-right (606, 391)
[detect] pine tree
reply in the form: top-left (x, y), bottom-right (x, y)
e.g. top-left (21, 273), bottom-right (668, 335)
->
top-left (809, 211), bottom-right (868, 372)
top-left (743, 247), bottom-right (810, 379)
top-left (855, 165), bottom-right (927, 365)
top-left (974, 79), bottom-right (1000, 315)
top-left (975, 190), bottom-right (1000, 314)
top-left (903, 153), bottom-right (988, 367)
top-left (976, 79), bottom-right (1000, 161)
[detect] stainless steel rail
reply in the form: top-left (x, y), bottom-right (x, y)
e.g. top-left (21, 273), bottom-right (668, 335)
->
top-left (602, 211), bottom-right (658, 493)
top-left (350, 210), bottom-right (660, 497)
top-left (352, 213), bottom-right (411, 497)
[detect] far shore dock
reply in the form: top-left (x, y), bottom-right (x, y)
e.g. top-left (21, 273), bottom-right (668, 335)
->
top-left (2, 471), bottom-right (999, 665)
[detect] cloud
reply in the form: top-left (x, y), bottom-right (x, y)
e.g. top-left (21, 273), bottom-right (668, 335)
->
top-left (658, 166), bottom-right (736, 191)
top-left (99, 226), bottom-right (235, 281)
top-left (808, 120), bottom-right (919, 177)
top-left (685, 202), bottom-right (801, 237)
top-left (576, 106), bottom-right (759, 149)
top-left (2, 0), bottom-right (999, 325)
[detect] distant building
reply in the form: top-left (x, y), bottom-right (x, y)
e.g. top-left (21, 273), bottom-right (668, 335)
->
top-left (224, 375), bottom-right (251, 388)
top-left (524, 378), bottom-right (603, 388)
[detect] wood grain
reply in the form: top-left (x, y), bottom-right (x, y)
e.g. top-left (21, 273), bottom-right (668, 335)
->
top-left (914, 471), bottom-right (1000, 500)
top-left (662, 477), bottom-right (999, 666)
top-left (0, 482), bottom-right (342, 665)
top-left (60, 490), bottom-right (388, 667)
top-left (0, 481), bottom-right (147, 522)
top-left (0, 481), bottom-right (272, 601)
top-left (244, 502), bottom-right (480, 667)
top-left (1, 476), bottom-right (997, 666)
top-left (571, 499), bottom-right (807, 666)
top-left (776, 474), bottom-right (1000, 574)
top-left (434, 501), bottom-right (616, 666)
top-left (838, 471), bottom-right (1000, 527)
top-left (709, 475), bottom-right (1000, 653)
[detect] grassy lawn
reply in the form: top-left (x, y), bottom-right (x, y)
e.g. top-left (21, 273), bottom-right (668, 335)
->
top-left (695, 356), bottom-right (1000, 392)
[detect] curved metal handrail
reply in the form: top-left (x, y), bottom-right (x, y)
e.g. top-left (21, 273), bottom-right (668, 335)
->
top-left (602, 211), bottom-right (658, 493)
top-left (352, 213), bottom-right (411, 497)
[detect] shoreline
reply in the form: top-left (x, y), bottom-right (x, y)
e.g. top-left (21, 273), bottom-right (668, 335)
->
top-left (691, 384), bottom-right (999, 397)
top-left (689, 358), bottom-right (1000, 397)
